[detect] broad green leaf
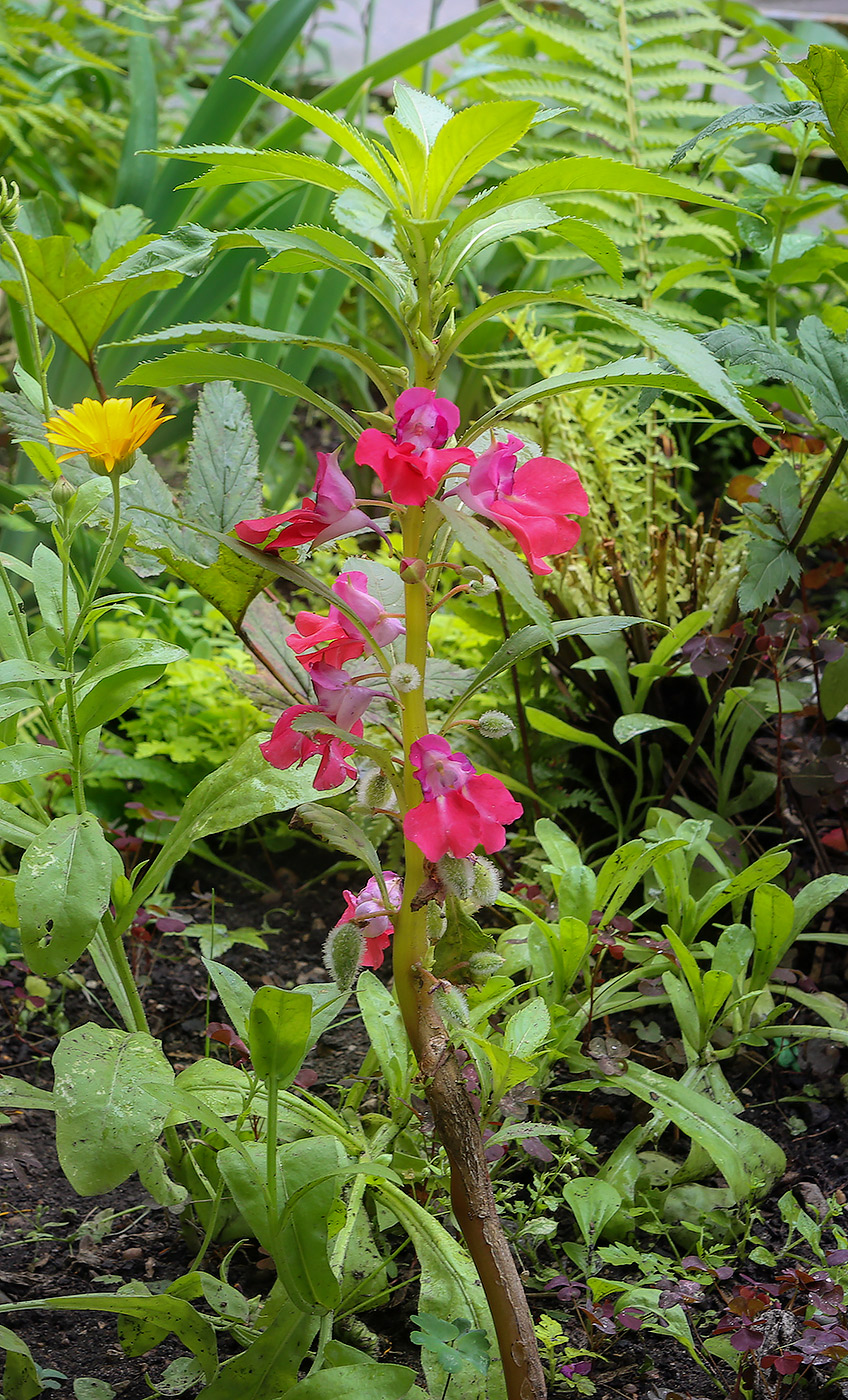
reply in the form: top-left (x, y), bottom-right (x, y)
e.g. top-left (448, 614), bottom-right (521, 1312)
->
top-left (738, 539), bottom-right (801, 614)
top-left (17, 813), bottom-right (112, 976)
top-left (503, 999), bottom-right (550, 1059)
top-left (0, 1322), bottom-right (44, 1400)
top-left (425, 101), bottom-right (538, 216)
top-left (295, 804), bottom-right (386, 888)
top-left (125, 736), bottom-right (349, 943)
top-left (613, 714), bottom-right (692, 744)
top-left (526, 706), bottom-right (618, 755)
top-left (670, 100), bottom-right (829, 167)
top-left (74, 639), bottom-right (186, 733)
top-left (792, 875), bottom-right (848, 937)
top-left (440, 199), bottom-right (559, 280)
top-left (561, 1178), bottom-right (621, 1249)
top-left (693, 849), bottom-right (792, 932)
top-left (0, 1076), bottom-right (54, 1111)
top-left (0, 686), bottom-right (37, 722)
top-left (182, 383), bottom-right (261, 564)
top-left (32, 542), bottom-right (79, 647)
top-left (750, 883), bottom-right (795, 988)
top-left (278, 1365), bottom-right (417, 1400)
top-left (170, 1058), bottom-right (254, 1120)
top-left (437, 498), bottom-right (552, 635)
top-left (121, 350), bottom-right (362, 440)
top-left (0, 1295), bottom-right (217, 1381)
top-left (787, 46), bottom-right (848, 173)
top-left (620, 1061), bottom-right (784, 1200)
top-left (356, 971), bottom-right (409, 1102)
top-left (0, 876), bottom-right (16, 926)
top-left (194, 1296), bottom-right (317, 1400)
top-left (376, 1181), bottom-right (505, 1400)
top-left (579, 295), bottom-right (766, 434)
top-left (0, 742), bottom-right (72, 785)
top-left (53, 1025), bottom-right (175, 1195)
top-left (248, 986), bottom-right (312, 1087)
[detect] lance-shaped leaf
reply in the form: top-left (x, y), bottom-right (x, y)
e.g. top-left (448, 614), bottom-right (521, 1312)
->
top-left (121, 350), bottom-right (362, 439)
top-left (425, 100), bottom-right (538, 216)
top-left (295, 803), bottom-right (387, 891)
top-left (670, 100), bottom-right (830, 167)
top-left (167, 145), bottom-right (370, 195)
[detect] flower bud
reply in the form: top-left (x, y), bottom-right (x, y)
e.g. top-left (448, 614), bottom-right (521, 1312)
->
top-left (356, 765), bottom-right (397, 813)
top-left (433, 983), bottom-right (469, 1028)
top-left (50, 477), bottom-right (77, 512)
top-left (468, 574), bottom-right (497, 597)
top-left (0, 178), bottom-right (21, 231)
top-left (437, 854), bottom-right (475, 900)
top-left (471, 857), bottom-right (501, 908)
top-left (111, 874), bottom-right (135, 909)
top-left (425, 901), bottom-right (447, 943)
top-left (478, 710), bottom-right (514, 740)
top-left (390, 662), bottom-right (421, 694)
top-left (468, 951), bottom-right (505, 984)
top-left (399, 556), bottom-right (427, 585)
top-left (323, 921), bottom-right (364, 992)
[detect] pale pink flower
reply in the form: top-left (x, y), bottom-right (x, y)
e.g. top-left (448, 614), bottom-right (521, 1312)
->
top-left (334, 872), bottom-right (403, 969)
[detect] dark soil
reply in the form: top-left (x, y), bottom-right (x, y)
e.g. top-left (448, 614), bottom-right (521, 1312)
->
top-left (1, 852), bottom-right (847, 1400)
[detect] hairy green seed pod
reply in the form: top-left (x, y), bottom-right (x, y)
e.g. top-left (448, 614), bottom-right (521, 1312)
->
top-left (471, 857), bottom-right (501, 908)
top-left (323, 921), bottom-right (363, 992)
top-left (478, 709), bottom-right (515, 740)
top-left (433, 983), bottom-right (469, 1028)
top-left (425, 900), bottom-right (447, 943)
top-left (468, 951), bottom-right (505, 985)
top-left (437, 854), bottom-right (475, 900)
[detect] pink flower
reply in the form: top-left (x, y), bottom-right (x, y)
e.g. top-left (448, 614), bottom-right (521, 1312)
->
top-left (334, 872), bottom-right (403, 969)
top-left (452, 434), bottom-right (589, 575)
top-left (403, 735), bottom-right (523, 860)
top-left (287, 571), bottom-right (404, 670)
top-left (355, 388), bottom-right (474, 506)
top-left (394, 387), bottom-right (460, 451)
top-left (234, 450), bottom-right (374, 550)
top-left (311, 663), bottom-right (376, 730)
top-left (260, 705), bottom-right (360, 790)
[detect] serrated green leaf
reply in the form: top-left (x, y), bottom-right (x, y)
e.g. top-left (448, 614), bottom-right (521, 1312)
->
top-left (670, 101), bottom-right (829, 166)
top-left (425, 101), bottom-right (538, 216)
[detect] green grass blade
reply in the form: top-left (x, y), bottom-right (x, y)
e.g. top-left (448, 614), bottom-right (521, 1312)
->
top-left (145, 0), bottom-right (322, 229)
top-left (114, 17), bottom-right (158, 207)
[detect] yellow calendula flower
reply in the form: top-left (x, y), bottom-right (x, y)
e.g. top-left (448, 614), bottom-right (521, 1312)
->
top-left (45, 396), bottom-right (173, 476)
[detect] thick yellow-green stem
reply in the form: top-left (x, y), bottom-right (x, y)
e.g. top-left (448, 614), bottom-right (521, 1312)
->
top-left (393, 505), bottom-right (432, 1043)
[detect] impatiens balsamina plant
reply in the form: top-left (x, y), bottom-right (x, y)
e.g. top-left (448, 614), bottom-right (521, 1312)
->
top-left (0, 84), bottom-right (740, 1400)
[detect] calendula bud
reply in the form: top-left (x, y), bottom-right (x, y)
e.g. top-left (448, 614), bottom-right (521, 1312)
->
top-left (0, 178), bottom-right (20, 230)
top-left (437, 854), bottom-right (475, 900)
top-left (433, 983), bottom-right (469, 1028)
top-left (425, 901), bottom-right (447, 943)
top-left (471, 857), bottom-right (501, 908)
top-left (468, 951), bottom-right (505, 984)
top-left (50, 478), bottom-right (77, 511)
top-left (323, 921), bottom-right (364, 992)
top-left (478, 710), bottom-right (514, 740)
top-left (390, 662), bottom-right (421, 694)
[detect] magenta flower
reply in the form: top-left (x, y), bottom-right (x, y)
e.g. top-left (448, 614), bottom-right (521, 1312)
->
top-left (260, 705), bottom-right (360, 790)
top-left (334, 872), bottom-right (403, 969)
top-left (354, 387), bottom-right (474, 506)
top-left (234, 450), bottom-right (374, 551)
top-left (403, 735), bottom-right (523, 860)
top-left (287, 570), bottom-right (404, 670)
top-left (452, 434), bottom-right (589, 575)
top-left (394, 387), bottom-right (460, 450)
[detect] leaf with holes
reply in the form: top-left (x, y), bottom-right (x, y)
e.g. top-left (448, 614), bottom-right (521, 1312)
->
top-left (17, 813), bottom-right (112, 976)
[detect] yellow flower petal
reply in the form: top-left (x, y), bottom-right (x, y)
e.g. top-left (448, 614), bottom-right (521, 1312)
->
top-left (44, 396), bottom-right (174, 474)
